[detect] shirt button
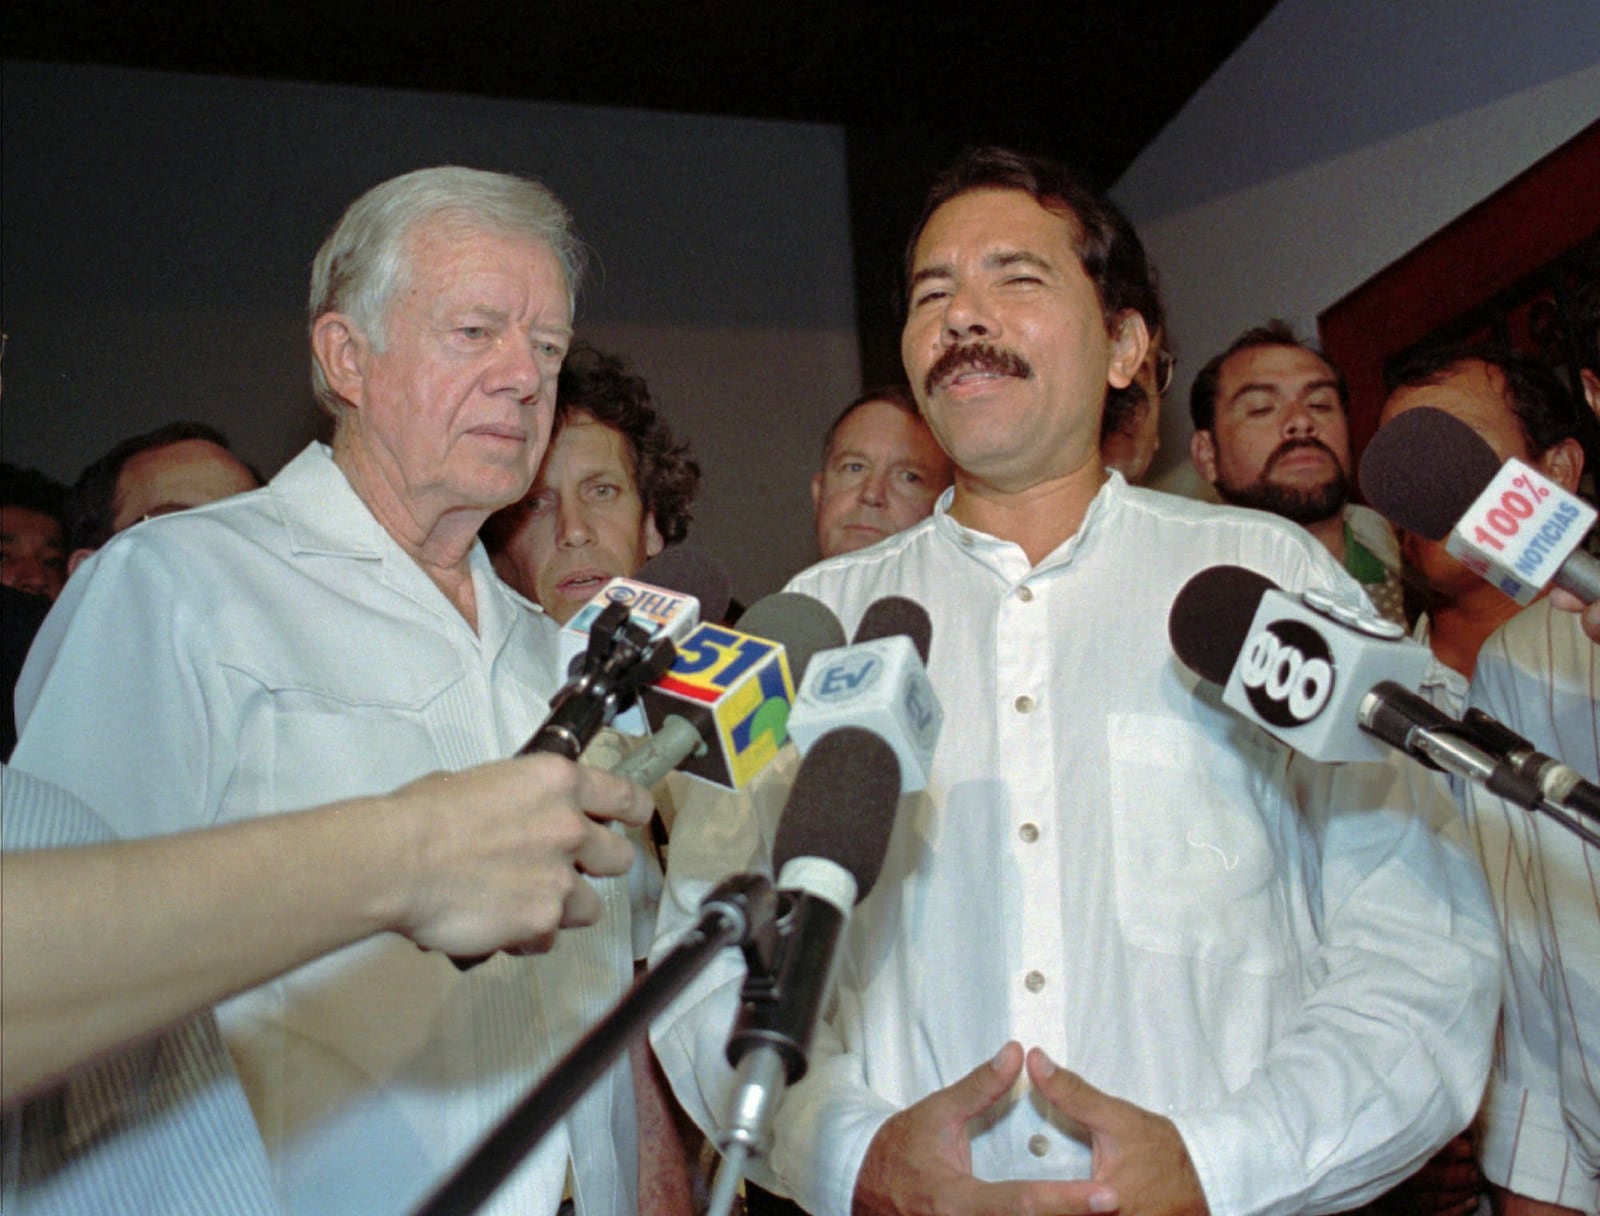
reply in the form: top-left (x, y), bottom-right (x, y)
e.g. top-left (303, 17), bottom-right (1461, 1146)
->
top-left (1018, 822), bottom-right (1039, 843)
top-left (1014, 695), bottom-right (1034, 714)
top-left (1024, 970), bottom-right (1046, 993)
top-left (1028, 1133), bottom-right (1050, 1157)
top-left (1016, 585), bottom-right (1034, 603)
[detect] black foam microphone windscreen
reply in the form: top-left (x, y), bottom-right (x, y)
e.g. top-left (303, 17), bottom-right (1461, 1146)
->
top-left (634, 544), bottom-right (734, 625)
top-left (1166, 564), bottom-right (1277, 688)
top-left (850, 595), bottom-right (932, 663)
top-left (735, 592), bottom-right (846, 685)
top-left (771, 726), bottom-right (900, 902)
top-left (1357, 407), bottom-right (1504, 540)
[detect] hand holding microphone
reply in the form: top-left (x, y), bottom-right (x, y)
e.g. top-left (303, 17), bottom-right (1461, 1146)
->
top-left (1549, 588), bottom-right (1600, 645)
top-left (459, 549), bottom-right (729, 968)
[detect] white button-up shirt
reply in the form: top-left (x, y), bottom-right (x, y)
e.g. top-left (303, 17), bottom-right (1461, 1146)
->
top-left (14, 443), bottom-right (638, 1216)
top-left (652, 475), bottom-right (1500, 1216)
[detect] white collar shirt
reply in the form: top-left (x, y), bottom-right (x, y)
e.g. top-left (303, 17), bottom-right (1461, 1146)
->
top-left (652, 474), bottom-right (1499, 1216)
top-left (14, 443), bottom-right (638, 1216)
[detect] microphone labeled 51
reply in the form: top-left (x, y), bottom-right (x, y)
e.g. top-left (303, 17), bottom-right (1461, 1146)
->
top-left (647, 623), bottom-right (795, 788)
top-left (1447, 458), bottom-right (1597, 605)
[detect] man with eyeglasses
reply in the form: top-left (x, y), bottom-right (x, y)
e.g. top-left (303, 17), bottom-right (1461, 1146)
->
top-left (1188, 319), bottom-right (1405, 623)
top-left (1099, 330), bottom-right (1174, 484)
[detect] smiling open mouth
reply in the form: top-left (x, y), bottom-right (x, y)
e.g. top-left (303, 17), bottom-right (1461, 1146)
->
top-left (925, 342), bottom-right (1032, 395)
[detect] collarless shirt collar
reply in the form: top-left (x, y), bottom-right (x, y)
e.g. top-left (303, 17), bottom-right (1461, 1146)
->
top-left (930, 471), bottom-right (1122, 585)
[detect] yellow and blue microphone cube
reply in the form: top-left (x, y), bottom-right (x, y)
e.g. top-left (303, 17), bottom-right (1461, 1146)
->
top-left (642, 621), bottom-right (795, 788)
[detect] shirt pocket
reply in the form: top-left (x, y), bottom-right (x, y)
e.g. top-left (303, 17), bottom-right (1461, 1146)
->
top-left (1106, 712), bottom-right (1290, 977)
top-left (224, 637), bottom-right (469, 812)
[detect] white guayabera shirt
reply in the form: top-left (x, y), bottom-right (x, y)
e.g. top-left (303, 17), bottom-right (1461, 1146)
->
top-left (14, 444), bottom-right (640, 1216)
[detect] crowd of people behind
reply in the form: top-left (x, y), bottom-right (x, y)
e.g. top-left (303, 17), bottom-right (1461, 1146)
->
top-left (1, 152), bottom-right (1596, 1216)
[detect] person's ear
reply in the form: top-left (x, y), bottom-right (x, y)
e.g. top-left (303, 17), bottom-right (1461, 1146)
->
top-left (1536, 436), bottom-right (1585, 494)
top-left (311, 313), bottom-right (369, 409)
top-left (1106, 310), bottom-right (1150, 391)
top-left (1189, 429), bottom-right (1219, 484)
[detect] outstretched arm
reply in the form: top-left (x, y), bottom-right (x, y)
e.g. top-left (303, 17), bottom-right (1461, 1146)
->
top-left (1, 756), bottom-right (651, 1104)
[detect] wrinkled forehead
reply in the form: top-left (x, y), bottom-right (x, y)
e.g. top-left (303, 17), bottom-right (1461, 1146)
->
top-left (832, 397), bottom-right (936, 455)
top-left (1220, 344), bottom-right (1340, 398)
top-left (396, 215), bottom-right (574, 314)
top-left (544, 411), bottom-right (640, 481)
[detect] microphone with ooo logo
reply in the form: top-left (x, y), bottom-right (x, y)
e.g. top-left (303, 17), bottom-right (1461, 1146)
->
top-left (1168, 565), bottom-right (1600, 840)
top-left (787, 596), bottom-right (943, 792)
top-left (1167, 565), bottom-right (1432, 764)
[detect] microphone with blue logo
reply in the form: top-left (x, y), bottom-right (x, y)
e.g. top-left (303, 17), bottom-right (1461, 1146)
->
top-left (787, 596), bottom-right (943, 792)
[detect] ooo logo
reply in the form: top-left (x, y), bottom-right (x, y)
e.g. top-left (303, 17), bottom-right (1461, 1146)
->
top-left (1237, 619), bottom-right (1335, 727)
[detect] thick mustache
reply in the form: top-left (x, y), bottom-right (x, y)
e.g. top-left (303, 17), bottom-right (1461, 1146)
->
top-left (923, 343), bottom-right (1032, 397)
top-left (1266, 436), bottom-right (1339, 471)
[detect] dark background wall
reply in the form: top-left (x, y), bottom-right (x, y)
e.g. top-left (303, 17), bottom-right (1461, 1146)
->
top-left (5, 3), bottom-right (1597, 596)
top-left (1, 60), bottom-right (862, 602)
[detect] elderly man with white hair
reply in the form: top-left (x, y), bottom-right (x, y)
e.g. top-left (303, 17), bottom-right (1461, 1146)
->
top-left (14, 167), bottom-right (674, 1216)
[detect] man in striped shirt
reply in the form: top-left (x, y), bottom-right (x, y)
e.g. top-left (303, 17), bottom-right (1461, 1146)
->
top-left (1375, 339), bottom-right (1597, 1213)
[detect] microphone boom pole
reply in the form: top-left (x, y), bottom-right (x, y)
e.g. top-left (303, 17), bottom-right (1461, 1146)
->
top-left (414, 874), bottom-right (777, 1216)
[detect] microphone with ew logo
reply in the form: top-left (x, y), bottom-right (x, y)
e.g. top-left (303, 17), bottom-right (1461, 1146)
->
top-left (787, 596), bottom-right (942, 793)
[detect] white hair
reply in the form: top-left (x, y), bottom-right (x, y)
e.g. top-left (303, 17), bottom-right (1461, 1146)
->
top-left (308, 166), bottom-right (587, 418)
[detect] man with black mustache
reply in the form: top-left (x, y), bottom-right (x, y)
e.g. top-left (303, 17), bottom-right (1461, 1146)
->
top-left (1188, 320), bottom-right (1406, 623)
top-left (651, 148), bottom-right (1498, 1216)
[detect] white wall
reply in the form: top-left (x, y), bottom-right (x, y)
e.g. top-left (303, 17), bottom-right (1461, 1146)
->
top-left (1111, 0), bottom-right (1600, 498)
top-left (0, 61), bottom-right (860, 602)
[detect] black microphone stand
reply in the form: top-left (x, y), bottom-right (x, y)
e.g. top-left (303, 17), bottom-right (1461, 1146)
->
top-left (704, 888), bottom-right (835, 1216)
top-left (1363, 681), bottom-right (1600, 848)
top-left (415, 874), bottom-right (776, 1216)
top-left (1459, 707), bottom-right (1600, 847)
